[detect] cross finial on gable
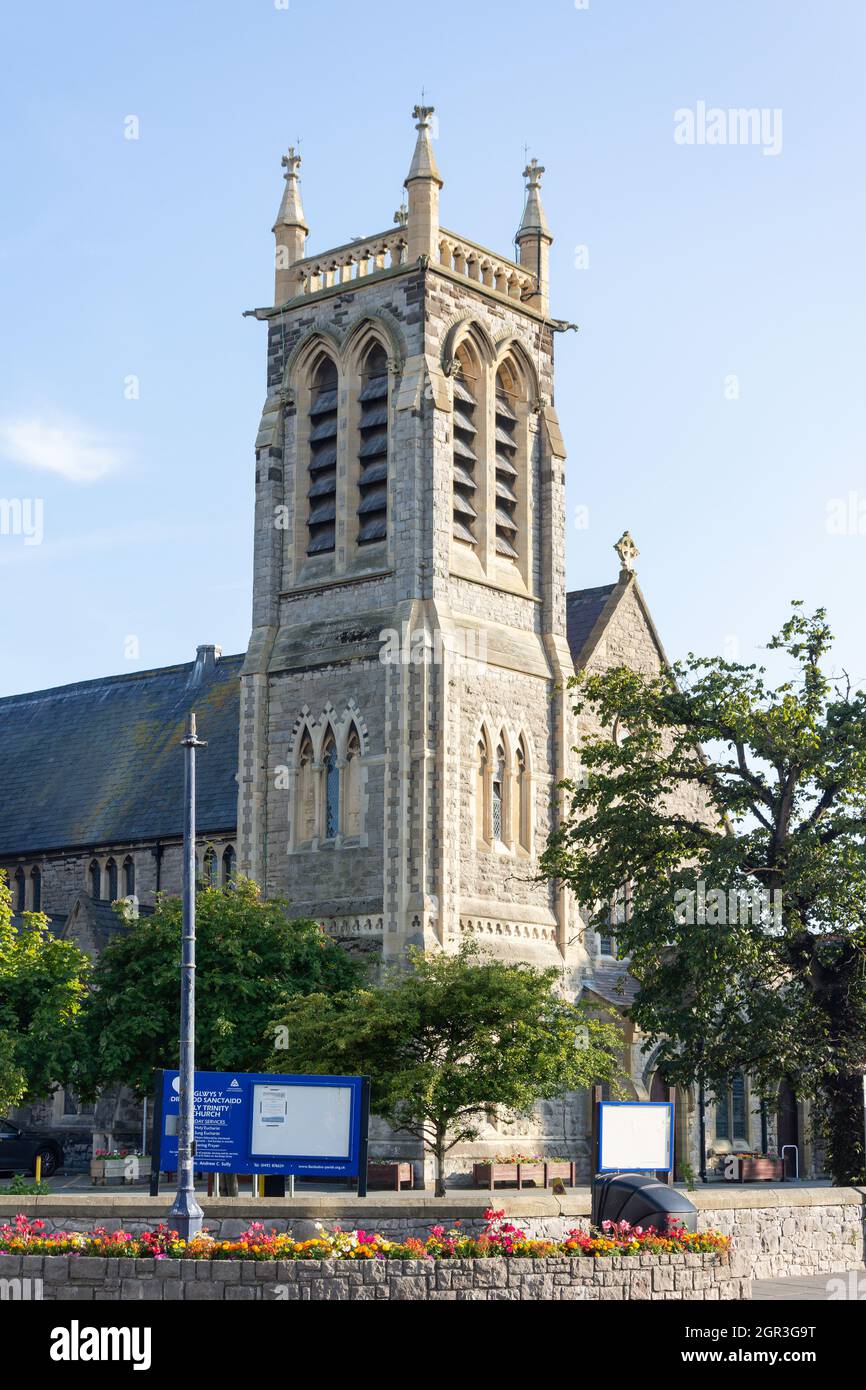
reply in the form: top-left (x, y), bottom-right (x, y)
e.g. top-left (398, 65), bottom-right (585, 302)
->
top-left (614, 530), bottom-right (639, 576)
top-left (523, 157), bottom-right (545, 188)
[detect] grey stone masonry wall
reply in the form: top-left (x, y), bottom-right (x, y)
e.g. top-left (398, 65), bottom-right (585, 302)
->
top-left (0, 1251), bottom-right (746, 1301)
top-left (5, 1186), bottom-right (862, 1283)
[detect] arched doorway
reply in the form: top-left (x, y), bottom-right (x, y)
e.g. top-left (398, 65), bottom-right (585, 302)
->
top-left (777, 1079), bottom-right (799, 1177)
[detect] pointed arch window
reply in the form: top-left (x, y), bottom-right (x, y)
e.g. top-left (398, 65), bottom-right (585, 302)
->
top-left (222, 845), bottom-right (237, 886)
top-left (89, 860), bottom-right (102, 900)
top-left (324, 737), bottom-right (340, 839)
top-left (123, 856), bottom-right (135, 897)
top-left (494, 365), bottom-right (520, 560)
top-left (106, 858), bottom-right (118, 902)
top-left (297, 733), bottom-right (317, 844)
top-left (343, 726), bottom-right (362, 838)
top-left (307, 356), bottom-right (339, 556)
top-left (515, 737), bottom-right (531, 852)
top-left (492, 743), bottom-right (506, 841)
top-left (452, 345), bottom-right (479, 547)
top-left (13, 867), bottom-right (25, 913)
top-left (357, 344), bottom-right (389, 545)
top-left (476, 733), bottom-right (490, 844)
top-left (30, 865), bottom-right (41, 912)
top-left (202, 845), bottom-right (218, 888)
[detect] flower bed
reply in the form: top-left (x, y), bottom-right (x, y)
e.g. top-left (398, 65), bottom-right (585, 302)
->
top-left (0, 1209), bottom-right (730, 1262)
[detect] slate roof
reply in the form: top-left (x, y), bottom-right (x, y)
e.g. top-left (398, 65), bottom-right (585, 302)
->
top-left (565, 583), bottom-right (617, 665)
top-left (586, 963), bottom-right (640, 1008)
top-left (0, 651), bottom-right (243, 856)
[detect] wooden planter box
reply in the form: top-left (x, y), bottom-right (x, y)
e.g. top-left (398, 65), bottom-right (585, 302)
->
top-left (367, 1161), bottom-right (414, 1191)
top-left (473, 1162), bottom-right (545, 1190)
top-left (738, 1157), bottom-right (784, 1182)
top-left (90, 1156), bottom-right (148, 1185)
top-left (473, 1161), bottom-right (577, 1190)
top-left (544, 1161), bottom-right (577, 1187)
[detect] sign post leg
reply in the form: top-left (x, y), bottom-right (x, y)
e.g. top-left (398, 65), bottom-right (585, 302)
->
top-left (357, 1077), bottom-right (371, 1198)
top-left (149, 1073), bottom-right (163, 1197)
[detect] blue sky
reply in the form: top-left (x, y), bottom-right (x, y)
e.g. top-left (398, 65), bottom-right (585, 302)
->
top-left (1, 0), bottom-right (864, 697)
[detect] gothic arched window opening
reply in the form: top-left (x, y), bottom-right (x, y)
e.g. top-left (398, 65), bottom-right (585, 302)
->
top-left (494, 365), bottom-right (520, 560)
top-left (515, 737), bottom-right (531, 852)
top-left (452, 345), bottom-right (479, 547)
top-left (222, 845), bottom-right (237, 886)
top-left (343, 725), bottom-right (362, 838)
top-left (30, 865), bottom-right (41, 912)
top-left (307, 356), bottom-right (339, 556)
top-left (13, 867), bottom-right (25, 913)
top-left (201, 844), bottom-right (218, 889)
top-left (123, 856), bottom-right (135, 898)
top-left (89, 860), bottom-right (101, 901)
top-left (106, 858), bottom-right (118, 902)
top-left (475, 732), bottom-right (490, 844)
top-left (324, 737), bottom-right (340, 839)
top-left (297, 733), bottom-right (317, 844)
top-left (492, 742), bottom-right (506, 841)
top-left (357, 344), bottom-right (389, 545)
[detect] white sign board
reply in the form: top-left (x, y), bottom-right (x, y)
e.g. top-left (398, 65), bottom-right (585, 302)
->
top-left (598, 1101), bottom-right (673, 1173)
top-left (250, 1083), bottom-right (353, 1158)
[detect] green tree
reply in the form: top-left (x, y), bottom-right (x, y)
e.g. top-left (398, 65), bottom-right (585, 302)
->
top-left (541, 604), bottom-right (866, 1184)
top-left (0, 872), bottom-right (89, 1112)
top-left (268, 941), bottom-right (622, 1195)
top-left (75, 879), bottom-right (364, 1099)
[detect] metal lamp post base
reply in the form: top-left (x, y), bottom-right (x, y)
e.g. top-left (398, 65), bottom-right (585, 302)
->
top-left (168, 1190), bottom-right (205, 1239)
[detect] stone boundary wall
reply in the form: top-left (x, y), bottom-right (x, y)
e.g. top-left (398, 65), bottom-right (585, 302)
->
top-left (0, 1251), bottom-right (747, 1301)
top-left (3, 1187), bottom-right (862, 1283)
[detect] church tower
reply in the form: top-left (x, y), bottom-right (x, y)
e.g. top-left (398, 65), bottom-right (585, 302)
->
top-left (238, 110), bottom-right (576, 977)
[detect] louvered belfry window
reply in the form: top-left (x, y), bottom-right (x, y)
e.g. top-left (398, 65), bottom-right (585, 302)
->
top-left (494, 377), bottom-right (519, 559)
top-left (307, 357), bottom-right (339, 555)
top-left (357, 345), bottom-right (389, 545)
top-left (452, 349), bottom-right (479, 546)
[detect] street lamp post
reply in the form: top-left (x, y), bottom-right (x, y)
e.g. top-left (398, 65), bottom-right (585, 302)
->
top-left (168, 711), bottom-right (207, 1238)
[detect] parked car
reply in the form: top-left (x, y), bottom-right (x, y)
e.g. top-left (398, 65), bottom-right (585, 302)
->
top-left (0, 1119), bottom-right (63, 1177)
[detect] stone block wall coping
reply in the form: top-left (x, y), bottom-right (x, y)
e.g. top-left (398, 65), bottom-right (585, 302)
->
top-left (1, 1184), bottom-right (862, 1226)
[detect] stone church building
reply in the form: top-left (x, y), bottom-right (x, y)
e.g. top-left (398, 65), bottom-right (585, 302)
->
top-left (0, 110), bottom-right (802, 1177)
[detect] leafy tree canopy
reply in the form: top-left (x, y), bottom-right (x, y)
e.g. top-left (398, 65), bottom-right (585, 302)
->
top-left (0, 871), bottom-right (89, 1112)
top-left (75, 879), bottom-right (364, 1099)
top-left (269, 941), bottom-right (623, 1195)
top-left (541, 604), bottom-right (866, 1183)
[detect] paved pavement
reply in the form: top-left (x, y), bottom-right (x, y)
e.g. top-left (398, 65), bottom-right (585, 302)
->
top-left (753, 1269), bottom-right (866, 1300)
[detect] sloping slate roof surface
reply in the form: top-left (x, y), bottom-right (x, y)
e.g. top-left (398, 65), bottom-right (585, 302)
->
top-left (565, 584), bottom-right (617, 664)
top-left (0, 655), bottom-right (243, 855)
top-left (587, 963), bottom-right (640, 1007)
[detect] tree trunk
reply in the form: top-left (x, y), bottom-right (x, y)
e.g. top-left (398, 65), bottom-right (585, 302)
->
top-left (434, 1129), bottom-right (447, 1198)
top-left (218, 1173), bottom-right (239, 1197)
top-left (821, 1071), bottom-right (865, 1186)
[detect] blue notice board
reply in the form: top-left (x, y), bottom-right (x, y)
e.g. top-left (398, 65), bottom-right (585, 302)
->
top-left (156, 1070), bottom-right (369, 1177)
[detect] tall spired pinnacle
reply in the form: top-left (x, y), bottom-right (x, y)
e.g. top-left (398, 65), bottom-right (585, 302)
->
top-left (272, 146), bottom-right (309, 306)
top-left (404, 105), bottom-right (442, 262)
top-left (517, 158), bottom-right (551, 239)
top-left (405, 105), bottom-right (443, 187)
top-left (516, 157), bottom-right (553, 315)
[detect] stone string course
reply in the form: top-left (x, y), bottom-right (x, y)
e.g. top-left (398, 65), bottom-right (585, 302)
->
top-left (0, 1251), bottom-right (747, 1302)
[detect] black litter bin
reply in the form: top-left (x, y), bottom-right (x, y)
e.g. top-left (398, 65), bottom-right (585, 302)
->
top-left (592, 1172), bottom-right (697, 1233)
